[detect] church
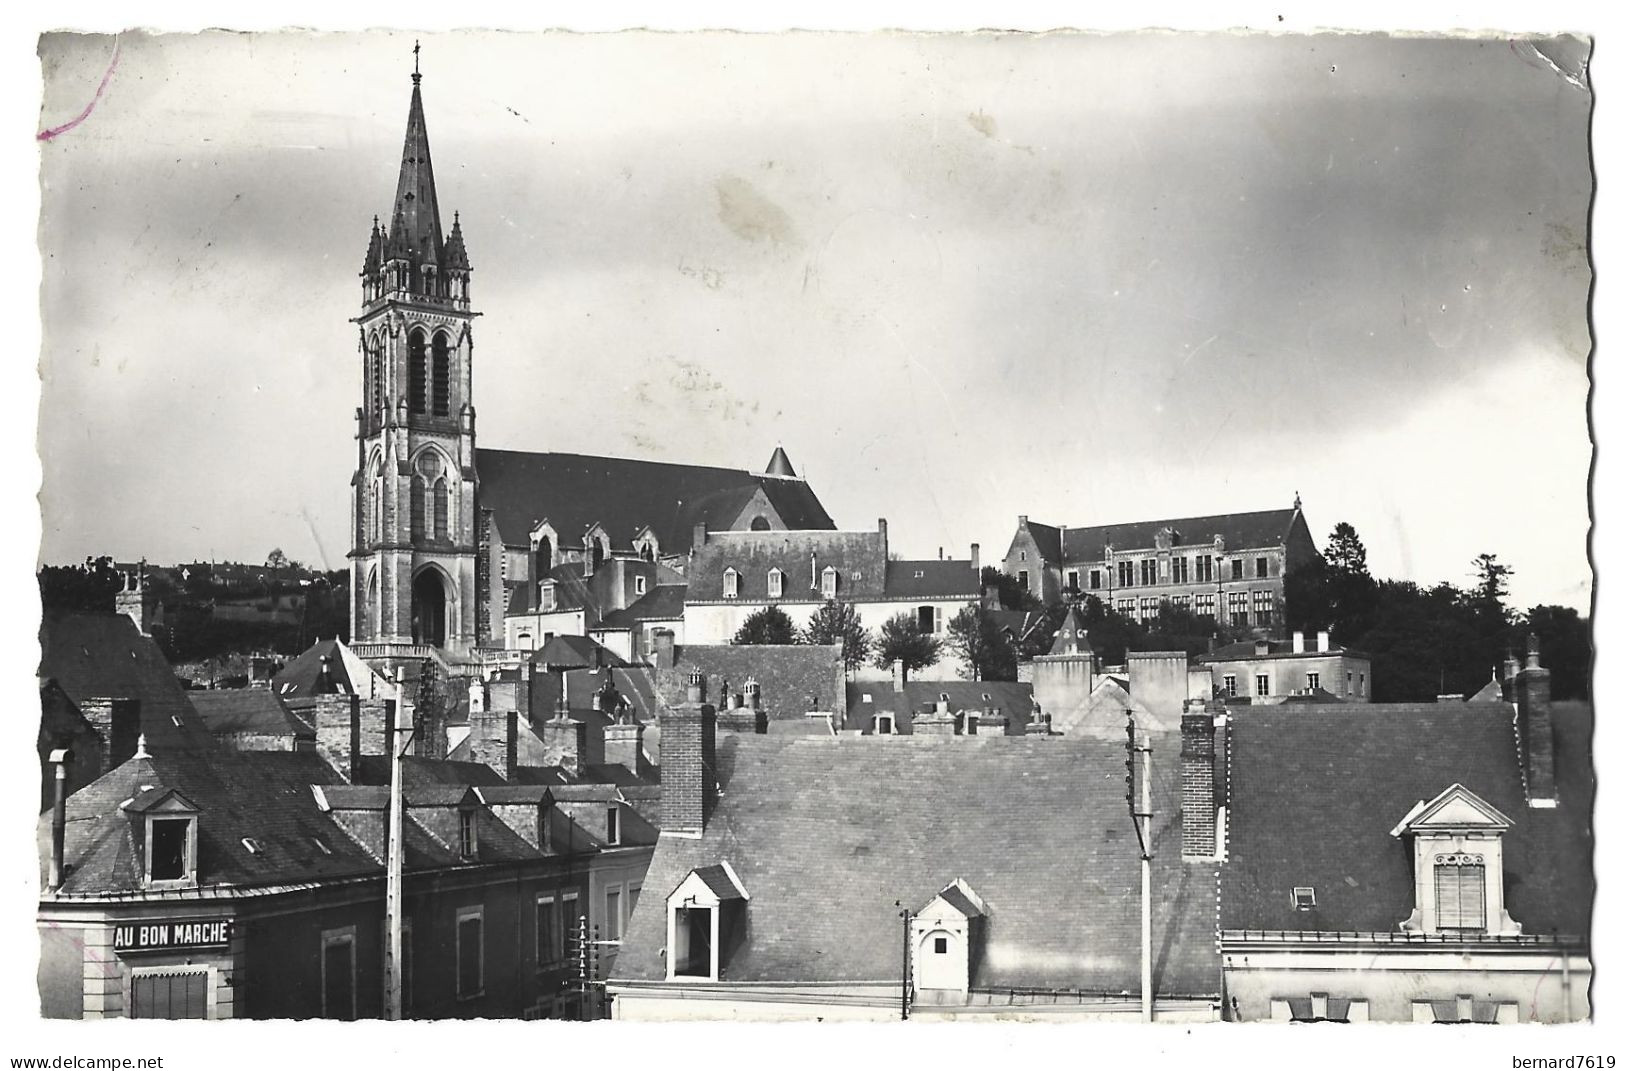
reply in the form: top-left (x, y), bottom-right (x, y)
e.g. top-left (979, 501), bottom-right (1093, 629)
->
top-left (347, 59), bottom-right (836, 664)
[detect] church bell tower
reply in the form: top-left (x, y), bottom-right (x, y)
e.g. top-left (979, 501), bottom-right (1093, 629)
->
top-left (350, 50), bottom-right (480, 657)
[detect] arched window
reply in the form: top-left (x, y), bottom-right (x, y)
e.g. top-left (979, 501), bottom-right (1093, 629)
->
top-left (433, 478), bottom-right (450, 541)
top-left (431, 332), bottom-right (451, 416)
top-left (723, 568), bottom-right (740, 599)
top-left (591, 540), bottom-right (605, 573)
top-left (535, 536), bottom-right (553, 576)
top-left (407, 329), bottom-right (427, 414)
top-left (822, 567), bottom-right (839, 598)
top-left (410, 479), bottom-right (426, 542)
top-left (750, 515), bottom-right (771, 532)
top-left (372, 477), bottom-right (383, 544)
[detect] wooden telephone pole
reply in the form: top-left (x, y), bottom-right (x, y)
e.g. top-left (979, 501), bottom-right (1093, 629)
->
top-left (385, 680), bottom-right (411, 1020)
top-left (1125, 711), bottom-right (1153, 1022)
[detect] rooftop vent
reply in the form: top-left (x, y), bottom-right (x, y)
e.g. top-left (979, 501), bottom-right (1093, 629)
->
top-left (1292, 886), bottom-right (1316, 910)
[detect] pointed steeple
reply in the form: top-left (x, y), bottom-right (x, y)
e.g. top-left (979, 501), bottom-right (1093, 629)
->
top-left (765, 444), bottom-right (798, 478)
top-left (391, 50), bottom-right (445, 273)
top-left (444, 211), bottom-right (470, 271)
top-left (385, 202), bottom-right (411, 262)
top-left (361, 215), bottom-right (383, 275)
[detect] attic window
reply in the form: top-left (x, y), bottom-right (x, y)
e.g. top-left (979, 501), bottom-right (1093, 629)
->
top-left (723, 569), bottom-right (740, 599)
top-left (606, 805), bottom-right (621, 846)
top-left (767, 569), bottom-right (784, 599)
top-left (1292, 887), bottom-right (1316, 910)
top-left (821, 567), bottom-right (838, 597)
top-left (241, 837), bottom-right (263, 854)
top-left (147, 816), bottom-right (197, 887)
top-left (458, 809), bottom-right (477, 859)
top-left (914, 570), bottom-right (925, 579)
top-left (635, 576), bottom-right (648, 596)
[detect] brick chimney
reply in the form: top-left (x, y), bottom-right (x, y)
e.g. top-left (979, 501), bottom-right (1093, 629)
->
top-left (115, 566), bottom-right (157, 636)
top-left (663, 672), bottom-right (717, 835)
top-left (468, 708), bottom-right (520, 780)
top-left (603, 719), bottom-right (645, 773)
top-left (1513, 635), bottom-right (1556, 804)
top-left (1181, 703), bottom-right (1218, 858)
top-left (314, 694), bottom-right (361, 782)
top-left (652, 629), bottom-right (676, 671)
top-left (80, 698), bottom-right (141, 772)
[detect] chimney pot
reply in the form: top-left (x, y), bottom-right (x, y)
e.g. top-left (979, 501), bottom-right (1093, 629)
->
top-left (686, 671), bottom-right (706, 705)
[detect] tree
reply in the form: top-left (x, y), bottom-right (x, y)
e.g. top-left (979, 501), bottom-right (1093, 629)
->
top-left (1471, 552), bottom-right (1514, 609)
top-left (1324, 522), bottom-right (1369, 576)
top-left (873, 612), bottom-right (942, 676)
top-left (38, 556), bottom-right (122, 613)
top-left (801, 599), bottom-right (872, 674)
top-left (946, 604), bottom-right (1018, 681)
top-left (981, 566), bottom-right (1041, 612)
top-left (266, 548), bottom-right (291, 570)
top-left (731, 605), bottom-right (799, 645)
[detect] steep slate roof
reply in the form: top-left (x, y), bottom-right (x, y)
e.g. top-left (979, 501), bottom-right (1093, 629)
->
top-left (475, 449), bottom-right (835, 551)
top-left (596, 585), bottom-right (688, 629)
top-left (189, 689), bottom-right (313, 740)
top-left (842, 681), bottom-right (1036, 734)
top-left (45, 747), bottom-right (376, 896)
top-left (273, 638), bottom-right (388, 699)
top-left (1028, 508), bottom-right (1302, 565)
top-left (613, 736), bottom-right (1218, 994)
top-left (1222, 701), bottom-right (1593, 936)
top-left (39, 612), bottom-right (212, 751)
top-left (532, 634), bottom-right (628, 669)
top-left (653, 645), bottom-right (846, 719)
top-left (686, 530), bottom-right (887, 603)
top-left (883, 559), bottom-right (980, 600)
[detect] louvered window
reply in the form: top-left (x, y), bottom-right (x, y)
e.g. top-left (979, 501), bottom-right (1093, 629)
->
top-left (408, 330), bottom-right (427, 414)
top-left (431, 333), bottom-right (451, 416)
top-left (1434, 855), bottom-right (1487, 931)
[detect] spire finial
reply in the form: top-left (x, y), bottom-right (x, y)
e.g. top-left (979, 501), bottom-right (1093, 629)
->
top-left (412, 40), bottom-right (421, 84)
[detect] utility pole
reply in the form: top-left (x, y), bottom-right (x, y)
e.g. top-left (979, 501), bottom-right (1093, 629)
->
top-left (385, 683), bottom-right (412, 1020)
top-left (1125, 711), bottom-right (1153, 1022)
top-left (897, 902), bottom-right (913, 1021)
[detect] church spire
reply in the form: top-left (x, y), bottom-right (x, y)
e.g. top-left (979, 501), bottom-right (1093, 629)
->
top-left (391, 44), bottom-right (444, 273)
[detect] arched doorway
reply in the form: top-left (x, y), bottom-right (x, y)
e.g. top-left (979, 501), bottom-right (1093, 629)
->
top-left (411, 569), bottom-right (449, 648)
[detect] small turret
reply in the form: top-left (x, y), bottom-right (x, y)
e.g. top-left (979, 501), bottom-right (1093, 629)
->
top-left (444, 211), bottom-right (470, 271)
top-left (362, 216), bottom-right (383, 276)
top-left (765, 444), bottom-right (798, 478)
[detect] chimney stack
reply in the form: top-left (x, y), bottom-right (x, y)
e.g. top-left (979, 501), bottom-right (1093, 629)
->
top-left (663, 672), bottom-right (717, 835)
top-left (81, 698), bottom-right (141, 773)
top-left (314, 694), bottom-right (362, 782)
top-left (1514, 636), bottom-right (1556, 804)
top-left (970, 543), bottom-right (980, 577)
top-left (892, 659), bottom-right (908, 692)
top-left (47, 748), bottom-right (71, 892)
top-left (1181, 705), bottom-right (1218, 858)
top-left (1292, 631), bottom-right (1305, 654)
top-left (652, 629), bottom-right (676, 672)
top-left (1500, 645), bottom-right (1522, 703)
top-left (603, 720), bottom-right (646, 773)
top-left (692, 522), bottom-right (708, 548)
top-left (1316, 629), bottom-right (1330, 653)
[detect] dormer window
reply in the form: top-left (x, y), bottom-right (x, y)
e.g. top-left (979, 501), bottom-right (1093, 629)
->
top-left (1390, 783), bottom-right (1518, 937)
top-left (666, 863), bottom-right (750, 982)
top-left (821, 567), bottom-right (838, 597)
top-left (1292, 886), bottom-right (1316, 911)
top-left (911, 879), bottom-right (987, 998)
top-left (635, 576), bottom-right (648, 597)
top-left (129, 788), bottom-right (201, 890)
top-left (723, 569), bottom-right (740, 599)
top-left (458, 808), bottom-right (478, 859)
top-left (540, 583), bottom-right (557, 613)
top-left (606, 805), bottom-right (621, 846)
top-left (767, 569), bottom-right (784, 599)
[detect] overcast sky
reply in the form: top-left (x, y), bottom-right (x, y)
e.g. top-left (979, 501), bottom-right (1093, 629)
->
top-left (35, 30), bottom-right (1593, 609)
